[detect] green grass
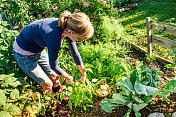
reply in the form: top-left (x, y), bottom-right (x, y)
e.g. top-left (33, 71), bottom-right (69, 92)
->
top-left (118, 0), bottom-right (176, 61)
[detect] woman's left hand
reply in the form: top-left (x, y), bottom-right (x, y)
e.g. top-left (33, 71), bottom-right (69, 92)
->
top-left (76, 72), bottom-right (86, 84)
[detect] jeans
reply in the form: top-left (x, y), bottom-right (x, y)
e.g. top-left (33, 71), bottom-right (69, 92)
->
top-left (13, 50), bottom-right (54, 84)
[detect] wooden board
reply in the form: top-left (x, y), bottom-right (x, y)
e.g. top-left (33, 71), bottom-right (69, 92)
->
top-left (151, 35), bottom-right (176, 49)
top-left (151, 22), bottom-right (176, 36)
top-left (130, 42), bottom-right (173, 65)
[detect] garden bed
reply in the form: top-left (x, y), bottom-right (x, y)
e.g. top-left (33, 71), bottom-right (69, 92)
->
top-left (75, 49), bottom-right (175, 116)
top-left (38, 48), bottom-right (175, 117)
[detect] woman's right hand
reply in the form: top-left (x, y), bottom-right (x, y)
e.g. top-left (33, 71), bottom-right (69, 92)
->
top-left (66, 76), bottom-right (74, 84)
top-left (60, 72), bottom-right (74, 84)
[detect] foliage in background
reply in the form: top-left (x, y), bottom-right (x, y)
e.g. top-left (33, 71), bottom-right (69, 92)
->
top-left (99, 16), bottom-right (125, 42)
top-left (0, 0), bottom-right (35, 29)
top-left (65, 0), bottom-right (117, 43)
top-left (0, 0), bottom-right (118, 43)
top-left (118, 0), bottom-right (176, 61)
top-left (107, 0), bottom-right (143, 7)
top-left (0, 21), bottom-right (19, 74)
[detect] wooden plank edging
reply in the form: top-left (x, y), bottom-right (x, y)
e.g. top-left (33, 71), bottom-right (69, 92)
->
top-left (130, 42), bottom-right (173, 65)
top-left (152, 35), bottom-right (176, 49)
top-left (151, 24), bottom-right (176, 36)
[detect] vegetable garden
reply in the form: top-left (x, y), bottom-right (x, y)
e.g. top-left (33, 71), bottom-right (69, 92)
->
top-left (0, 0), bottom-right (176, 117)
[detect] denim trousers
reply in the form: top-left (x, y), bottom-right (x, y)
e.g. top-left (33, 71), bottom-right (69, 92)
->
top-left (13, 50), bottom-right (54, 84)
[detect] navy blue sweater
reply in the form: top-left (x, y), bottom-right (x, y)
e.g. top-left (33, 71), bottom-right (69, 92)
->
top-left (16, 18), bottom-right (83, 75)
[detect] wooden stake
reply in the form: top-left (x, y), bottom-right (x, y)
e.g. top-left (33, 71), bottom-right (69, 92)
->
top-left (146, 17), bottom-right (152, 56)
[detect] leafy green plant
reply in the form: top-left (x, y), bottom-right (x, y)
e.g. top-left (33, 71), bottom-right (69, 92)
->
top-left (0, 73), bottom-right (55, 117)
top-left (0, 74), bottom-right (25, 116)
top-left (78, 42), bottom-right (130, 85)
top-left (59, 81), bottom-right (94, 111)
top-left (99, 16), bottom-right (125, 42)
top-left (0, 21), bottom-right (19, 74)
top-left (165, 46), bottom-right (176, 74)
top-left (100, 61), bottom-right (175, 117)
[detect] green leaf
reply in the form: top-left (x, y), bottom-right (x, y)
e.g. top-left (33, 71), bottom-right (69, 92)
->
top-left (74, 99), bottom-right (78, 108)
top-left (10, 89), bottom-right (19, 99)
top-left (0, 111), bottom-right (12, 117)
top-left (0, 90), bottom-right (6, 105)
top-left (135, 61), bottom-right (143, 69)
top-left (155, 89), bottom-right (170, 101)
top-left (127, 102), bottom-right (133, 109)
top-left (124, 109), bottom-right (131, 117)
top-left (121, 86), bottom-right (131, 96)
top-left (83, 105), bottom-right (87, 111)
top-left (135, 112), bottom-right (141, 117)
top-left (3, 104), bottom-right (21, 116)
top-left (112, 93), bottom-right (130, 104)
top-left (165, 64), bottom-right (175, 69)
top-left (68, 100), bottom-right (72, 110)
top-left (141, 96), bottom-right (153, 103)
top-left (0, 90), bottom-right (6, 99)
top-left (166, 80), bottom-right (176, 92)
top-left (1, 21), bottom-right (8, 26)
top-left (130, 69), bottom-right (138, 86)
top-left (140, 78), bottom-right (150, 86)
top-left (2, 76), bottom-right (20, 88)
top-left (117, 77), bottom-right (134, 95)
top-left (134, 82), bottom-right (158, 96)
top-left (132, 95), bottom-right (144, 103)
top-left (133, 103), bottom-right (148, 112)
top-left (0, 74), bottom-right (10, 80)
top-left (100, 98), bottom-right (118, 112)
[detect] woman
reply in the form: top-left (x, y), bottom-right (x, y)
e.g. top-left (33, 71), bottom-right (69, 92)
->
top-left (13, 10), bottom-right (94, 94)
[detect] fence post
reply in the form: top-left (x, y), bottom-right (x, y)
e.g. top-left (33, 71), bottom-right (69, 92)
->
top-left (146, 17), bottom-right (152, 56)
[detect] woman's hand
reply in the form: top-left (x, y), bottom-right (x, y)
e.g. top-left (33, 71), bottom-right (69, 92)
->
top-left (77, 64), bottom-right (86, 84)
top-left (48, 73), bottom-right (61, 88)
top-left (60, 72), bottom-right (74, 84)
top-left (66, 76), bottom-right (74, 84)
top-left (76, 72), bottom-right (86, 84)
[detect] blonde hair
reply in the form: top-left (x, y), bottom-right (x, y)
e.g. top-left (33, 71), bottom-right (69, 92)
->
top-left (57, 10), bottom-right (94, 40)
